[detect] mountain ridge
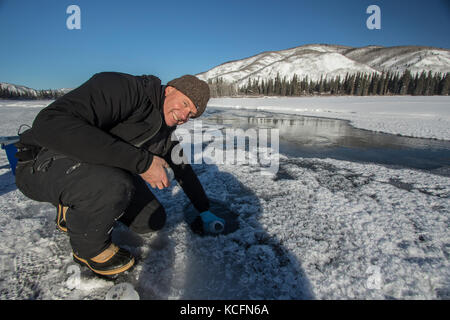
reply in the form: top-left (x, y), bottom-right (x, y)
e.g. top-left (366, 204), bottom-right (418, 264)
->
top-left (196, 44), bottom-right (450, 86)
top-left (0, 82), bottom-right (72, 99)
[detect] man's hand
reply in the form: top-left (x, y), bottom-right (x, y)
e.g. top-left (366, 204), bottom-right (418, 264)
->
top-left (139, 155), bottom-right (170, 189)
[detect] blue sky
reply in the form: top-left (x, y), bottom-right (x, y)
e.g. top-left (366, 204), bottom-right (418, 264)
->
top-left (1, 0), bottom-right (449, 89)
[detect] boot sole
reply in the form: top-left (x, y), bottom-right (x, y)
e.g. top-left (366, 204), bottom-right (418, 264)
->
top-left (73, 253), bottom-right (135, 276)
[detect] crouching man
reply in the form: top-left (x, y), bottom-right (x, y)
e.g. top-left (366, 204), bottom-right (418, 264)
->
top-left (15, 72), bottom-right (224, 276)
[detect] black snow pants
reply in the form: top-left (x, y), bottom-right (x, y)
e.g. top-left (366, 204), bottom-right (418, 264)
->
top-left (15, 148), bottom-right (166, 259)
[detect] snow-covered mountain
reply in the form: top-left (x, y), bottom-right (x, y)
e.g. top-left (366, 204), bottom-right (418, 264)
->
top-left (0, 82), bottom-right (72, 98)
top-left (196, 44), bottom-right (450, 86)
top-left (0, 83), bottom-right (39, 98)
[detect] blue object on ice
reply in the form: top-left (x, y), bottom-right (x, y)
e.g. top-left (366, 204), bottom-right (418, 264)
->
top-left (1, 136), bottom-right (19, 176)
top-left (200, 210), bottom-right (225, 234)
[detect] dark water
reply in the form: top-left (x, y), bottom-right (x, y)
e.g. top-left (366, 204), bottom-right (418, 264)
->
top-left (204, 107), bottom-right (450, 171)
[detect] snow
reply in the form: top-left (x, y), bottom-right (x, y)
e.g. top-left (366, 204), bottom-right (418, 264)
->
top-left (236, 52), bottom-right (379, 85)
top-left (0, 97), bottom-right (449, 300)
top-left (105, 283), bottom-right (140, 300)
top-left (372, 49), bottom-right (450, 75)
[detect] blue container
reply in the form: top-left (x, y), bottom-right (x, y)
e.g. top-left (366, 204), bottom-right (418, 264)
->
top-left (2, 143), bottom-right (18, 176)
top-left (1, 137), bottom-right (19, 176)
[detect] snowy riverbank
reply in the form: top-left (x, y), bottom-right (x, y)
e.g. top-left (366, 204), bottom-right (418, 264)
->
top-left (209, 96), bottom-right (450, 140)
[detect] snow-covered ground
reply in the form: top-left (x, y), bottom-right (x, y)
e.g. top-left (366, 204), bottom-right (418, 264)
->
top-left (0, 97), bottom-right (449, 300)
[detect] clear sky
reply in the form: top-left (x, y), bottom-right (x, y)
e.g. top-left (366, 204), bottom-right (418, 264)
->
top-left (1, 0), bottom-right (449, 89)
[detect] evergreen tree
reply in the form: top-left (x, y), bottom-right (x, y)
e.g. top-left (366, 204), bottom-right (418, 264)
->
top-left (407, 71), bottom-right (415, 94)
top-left (353, 73), bottom-right (361, 95)
top-left (428, 71), bottom-right (437, 95)
top-left (317, 75), bottom-right (324, 94)
top-left (399, 69), bottom-right (412, 95)
top-left (423, 71), bottom-right (433, 95)
top-left (377, 73), bottom-right (384, 95)
top-left (392, 72), bottom-right (401, 94)
top-left (439, 73), bottom-right (449, 95)
top-left (302, 76), bottom-right (309, 95)
top-left (370, 73), bottom-right (379, 95)
top-left (383, 72), bottom-right (391, 95)
top-left (281, 76), bottom-right (287, 96)
top-left (413, 71), bottom-right (426, 95)
top-left (348, 74), bottom-right (356, 95)
top-left (362, 73), bottom-right (370, 96)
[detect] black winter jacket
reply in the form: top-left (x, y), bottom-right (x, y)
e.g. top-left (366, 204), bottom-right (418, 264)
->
top-left (20, 72), bottom-right (209, 212)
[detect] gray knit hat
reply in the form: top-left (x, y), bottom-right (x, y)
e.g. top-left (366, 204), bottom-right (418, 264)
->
top-left (167, 75), bottom-right (210, 118)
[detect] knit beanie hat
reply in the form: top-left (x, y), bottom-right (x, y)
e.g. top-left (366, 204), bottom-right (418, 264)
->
top-left (167, 75), bottom-right (210, 118)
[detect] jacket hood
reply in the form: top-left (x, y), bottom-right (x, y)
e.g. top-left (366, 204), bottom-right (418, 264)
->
top-left (140, 75), bottom-right (164, 111)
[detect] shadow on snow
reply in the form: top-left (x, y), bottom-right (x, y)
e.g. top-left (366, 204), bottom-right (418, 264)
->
top-left (114, 164), bottom-right (315, 300)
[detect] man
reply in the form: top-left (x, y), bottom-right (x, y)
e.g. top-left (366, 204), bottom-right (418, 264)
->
top-left (14, 72), bottom-right (224, 276)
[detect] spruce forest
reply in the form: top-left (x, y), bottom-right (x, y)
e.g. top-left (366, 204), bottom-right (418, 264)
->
top-left (209, 70), bottom-right (450, 97)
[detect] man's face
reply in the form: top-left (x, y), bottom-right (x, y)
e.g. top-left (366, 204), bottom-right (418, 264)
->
top-left (163, 86), bottom-right (198, 127)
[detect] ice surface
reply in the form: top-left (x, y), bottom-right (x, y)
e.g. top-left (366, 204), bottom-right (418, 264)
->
top-left (0, 98), bottom-right (448, 299)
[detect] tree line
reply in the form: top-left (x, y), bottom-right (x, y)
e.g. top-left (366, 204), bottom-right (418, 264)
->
top-left (210, 70), bottom-right (450, 97)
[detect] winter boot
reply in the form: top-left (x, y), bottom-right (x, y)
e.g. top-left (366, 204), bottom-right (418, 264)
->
top-left (56, 204), bottom-right (68, 233)
top-left (73, 244), bottom-right (135, 276)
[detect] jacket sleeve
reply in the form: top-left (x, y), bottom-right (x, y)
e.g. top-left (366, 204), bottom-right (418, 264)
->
top-left (32, 72), bottom-right (153, 174)
top-left (164, 140), bottom-right (210, 213)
